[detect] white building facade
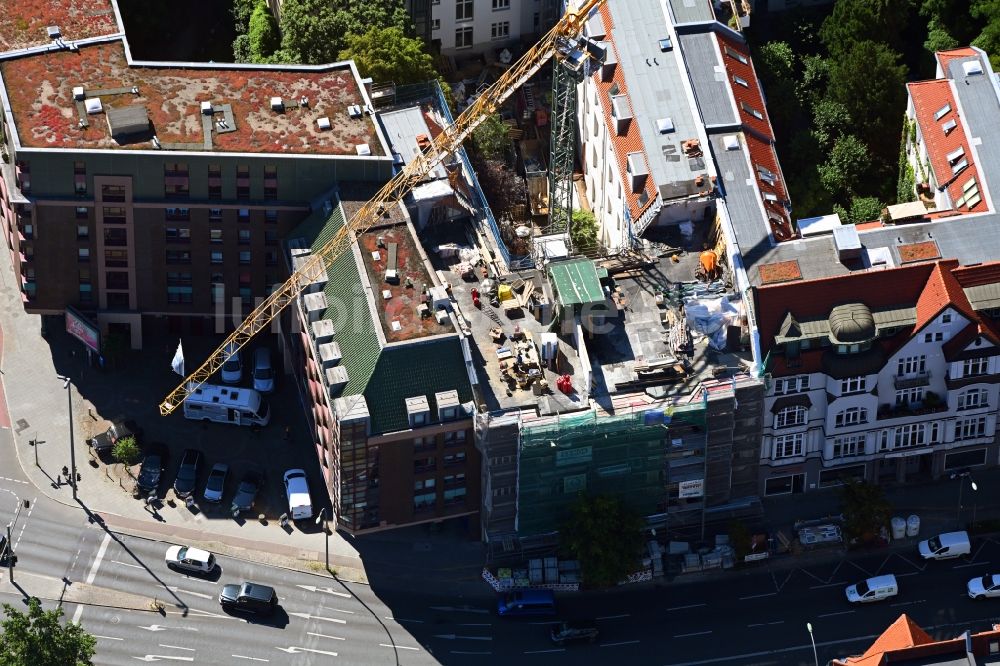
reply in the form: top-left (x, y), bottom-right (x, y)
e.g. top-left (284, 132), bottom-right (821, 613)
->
top-left (430, 0), bottom-right (549, 56)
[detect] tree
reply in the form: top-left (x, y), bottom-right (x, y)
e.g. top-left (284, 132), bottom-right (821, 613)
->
top-left (112, 435), bottom-right (141, 466)
top-left (278, 0), bottom-right (410, 65)
top-left (811, 99), bottom-right (850, 149)
top-left (818, 134), bottom-right (871, 200)
top-left (0, 598), bottom-right (97, 666)
top-left (971, 0), bottom-right (1000, 72)
top-left (754, 42), bottom-right (801, 132)
top-left (840, 479), bottom-right (892, 545)
top-left (560, 494), bottom-right (644, 588)
top-left (339, 27), bottom-right (438, 86)
top-left (924, 17), bottom-right (959, 54)
top-left (471, 114), bottom-right (510, 160)
top-left (248, 0), bottom-right (280, 62)
top-left (571, 209), bottom-right (599, 253)
top-left (819, 0), bottom-right (912, 56)
top-left (848, 196), bottom-right (885, 224)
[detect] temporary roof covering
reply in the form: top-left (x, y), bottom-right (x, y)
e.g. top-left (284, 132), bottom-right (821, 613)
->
top-left (548, 257), bottom-right (604, 307)
top-left (106, 105), bottom-right (149, 137)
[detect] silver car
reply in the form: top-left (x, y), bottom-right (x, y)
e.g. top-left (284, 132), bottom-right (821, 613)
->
top-left (252, 348), bottom-right (275, 394)
top-left (202, 463), bottom-right (229, 503)
top-left (968, 574), bottom-right (1000, 599)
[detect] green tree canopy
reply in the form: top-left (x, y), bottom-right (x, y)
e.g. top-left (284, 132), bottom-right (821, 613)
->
top-left (339, 26), bottom-right (438, 86)
top-left (112, 435), bottom-right (141, 466)
top-left (819, 134), bottom-right (871, 200)
top-left (811, 99), bottom-right (851, 149)
top-left (819, 0), bottom-right (912, 56)
top-left (840, 479), bottom-right (892, 544)
top-left (561, 494), bottom-right (644, 588)
top-left (470, 114), bottom-right (511, 160)
top-left (754, 42), bottom-right (801, 130)
top-left (248, 0), bottom-right (280, 62)
top-left (0, 598), bottom-right (97, 666)
top-left (278, 0), bottom-right (410, 64)
top-left (972, 0), bottom-right (1000, 71)
top-left (571, 209), bottom-right (599, 253)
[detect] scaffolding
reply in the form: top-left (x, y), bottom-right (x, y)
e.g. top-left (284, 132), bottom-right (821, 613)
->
top-left (516, 402), bottom-right (707, 536)
top-left (546, 58), bottom-right (582, 239)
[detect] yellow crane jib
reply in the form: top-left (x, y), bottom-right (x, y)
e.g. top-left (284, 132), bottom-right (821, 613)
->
top-left (159, 0), bottom-right (607, 416)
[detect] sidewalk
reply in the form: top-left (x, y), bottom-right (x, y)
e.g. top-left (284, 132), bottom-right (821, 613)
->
top-left (0, 261), bottom-right (366, 579)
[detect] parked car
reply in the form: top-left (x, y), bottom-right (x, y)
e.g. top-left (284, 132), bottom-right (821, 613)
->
top-left (283, 469), bottom-right (312, 520)
top-left (165, 545), bottom-right (216, 574)
top-left (220, 343), bottom-right (243, 384)
top-left (136, 444), bottom-right (168, 494)
top-left (968, 574), bottom-right (1000, 599)
top-left (919, 531), bottom-right (971, 560)
top-left (202, 463), bottom-right (229, 503)
top-left (252, 348), bottom-right (275, 394)
top-left (497, 590), bottom-right (556, 616)
top-left (845, 574), bottom-right (898, 604)
top-left (88, 419), bottom-right (142, 454)
top-left (232, 470), bottom-right (264, 513)
top-left (219, 582), bottom-right (278, 616)
top-left (173, 449), bottom-right (202, 498)
top-left (550, 620), bottom-right (599, 645)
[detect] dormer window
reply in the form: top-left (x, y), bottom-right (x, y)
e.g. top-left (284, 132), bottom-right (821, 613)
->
top-left (406, 395), bottom-right (430, 428)
top-left (435, 390), bottom-right (461, 422)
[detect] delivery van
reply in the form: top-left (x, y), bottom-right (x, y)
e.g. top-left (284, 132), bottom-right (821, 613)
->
top-left (845, 574), bottom-right (898, 604)
top-left (919, 531), bottom-right (971, 560)
top-left (497, 589), bottom-right (556, 617)
top-left (183, 384), bottom-right (270, 427)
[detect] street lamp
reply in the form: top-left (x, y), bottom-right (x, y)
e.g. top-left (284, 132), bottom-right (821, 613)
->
top-left (57, 375), bottom-right (78, 501)
top-left (806, 622), bottom-right (819, 666)
top-left (315, 508), bottom-right (329, 572)
top-left (956, 472), bottom-right (977, 526)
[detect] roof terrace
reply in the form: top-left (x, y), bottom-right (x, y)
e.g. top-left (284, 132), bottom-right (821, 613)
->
top-left (0, 39), bottom-right (385, 155)
top-left (0, 0), bottom-right (119, 52)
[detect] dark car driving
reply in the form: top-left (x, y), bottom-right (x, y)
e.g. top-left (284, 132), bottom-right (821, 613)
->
top-left (219, 582), bottom-right (277, 616)
top-left (232, 470), bottom-right (263, 513)
top-left (550, 620), bottom-right (599, 645)
top-left (173, 449), bottom-right (202, 498)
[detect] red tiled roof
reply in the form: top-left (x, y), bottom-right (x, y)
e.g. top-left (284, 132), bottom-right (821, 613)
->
top-left (855, 221), bottom-right (884, 230)
top-left (907, 79), bottom-right (982, 213)
top-left (834, 615), bottom-right (934, 666)
top-left (953, 261), bottom-right (1000, 287)
top-left (913, 259), bottom-right (977, 331)
top-left (590, 5), bottom-right (657, 223)
top-left (742, 131), bottom-right (787, 203)
top-left (936, 47), bottom-right (981, 75)
top-left (715, 32), bottom-right (774, 143)
top-left (941, 321), bottom-right (1000, 358)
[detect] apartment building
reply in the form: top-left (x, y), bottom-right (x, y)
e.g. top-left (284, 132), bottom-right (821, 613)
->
top-left (424, 0), bottom-right (559, 56)
top-left (0, 3), bottom-right (392, 348)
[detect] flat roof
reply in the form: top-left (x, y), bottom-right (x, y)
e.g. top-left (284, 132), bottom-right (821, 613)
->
top-left (678, 32), bottom-right (738, 128)
top-left (798, 213), bottom-right (842, 237)
top-left (378, 105), bottom-right (447, 180)
top-left (0, 0), bottom-right (119, 52)
top-left (0, 39), bottom-right (385, 155)
top-left (667, 0), bottom-right (715, 24)
top-left (549, 258), bottom-right (604, 307)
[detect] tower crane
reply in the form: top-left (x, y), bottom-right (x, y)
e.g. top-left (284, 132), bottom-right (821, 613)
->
top-left (159, 0), bottom-right (608, 415)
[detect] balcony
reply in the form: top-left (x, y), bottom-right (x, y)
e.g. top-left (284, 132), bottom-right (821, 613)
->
top-left (876, 396), bottom-right (947, 421)
top-left (893, 371), bottom-right (930, 390)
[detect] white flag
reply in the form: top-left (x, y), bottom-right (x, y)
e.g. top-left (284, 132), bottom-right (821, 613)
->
top-left (171, 340), bottom-right (185, 377)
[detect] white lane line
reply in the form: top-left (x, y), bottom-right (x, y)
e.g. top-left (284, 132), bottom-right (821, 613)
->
top-left (159, 645), bottom-right (196, 652)
top-left (307, 632), bottom-right (345, 641)
top-left (667, 603), bottom-right (707, 611)
top-left (92, 635), bottom-right (124, 641)
top-left (768, 621), bottom-right (784, 626)
top-left (71, 604), bottom-right (84, 624)
top-left (809, 582), bottom-right (848, 589)
top-left (597, 614), bottom-right (631, 620)
top-left (675, 630), bottom-right (713, 638)
top-left (747, 623), bottom-right (767, 628)
top-left (166, 587), bottom-right (213, 600)
top-left (601, 640), bottom-right (640, 647)
top-left (525, 649), bottom-right (565, 654)
top-left (954, 561), bottom-right (991, 569)
top-left (86, 532), bottom-right (112, 585)
top-left (380, 644), bottom-right (420, 651)
top-left (288, 612), bottom-right (346, 625)
top-left (889, 599), bottom-right (927, 607)
top-left (818, 610), bottom-right (855, 618)
top-left (384, 616), bottom-right (424, 624)
top-left (232, 657), bottom-right (269, 663)
top-left (739, 592), bottom-right (777, 600)
top-left (896, 572), bottom-right (920, 577)
top-left (111, 560), bottom-right (144, 569)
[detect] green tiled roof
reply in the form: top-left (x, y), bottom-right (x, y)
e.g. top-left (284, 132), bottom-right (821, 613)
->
top-left (290, 201), bottom-right (472, 435)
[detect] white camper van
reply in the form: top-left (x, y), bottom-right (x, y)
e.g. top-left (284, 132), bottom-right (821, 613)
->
top-left (183, 384), bottom-right (270, 427)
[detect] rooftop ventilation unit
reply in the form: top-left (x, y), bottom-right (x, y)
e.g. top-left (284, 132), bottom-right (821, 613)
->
top-left (658, 37), bottom-right (673, 52)
top-left (833, 224), bottom-right (862, 262)
top-left (316, 116), bottom-right (331, 131)
top-left (318, 341), bottom-right (342, 368)
top-left (72, 86), bottom-right (85, 101)
top-left (325, 366), bottom-right (349, 391)
top-left (626, 151), bottom-right (648, 193)
top-left (46, 26), bottom-right (60, 39)
top-left (311, 319), bottom-right (335, 343)
top-left (270, 97), bottom-right (284, 111)
top-left (722, 135), bottom-right (740, 151)
top-left (84, 98), bottom-right (103, 115)
top-left (200, 101), bottom-right (213, 115)
top-left (355, 143), bottom-right (372, 156)
top-left (656, 117), bottom-right (675, 134)
top-left (348, 105), bottom-right (363, 119)
top-left (963, 60), bottom-right (984, 76)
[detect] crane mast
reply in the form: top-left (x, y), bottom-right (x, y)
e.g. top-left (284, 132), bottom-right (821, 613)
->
top-left (159, 0), bottom-right (606, 415)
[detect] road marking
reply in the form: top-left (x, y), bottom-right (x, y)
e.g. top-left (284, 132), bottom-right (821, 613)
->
top-left (288, 612), bottom-right (346, 625)
top-left (232, 656), bottom-right (269, 662)
top-left (524, 649), bottom-right (565, 654)
top-left (667, 603), bottom-right (707, 611)
top-left (433, 633), bottom-right (492, 641)
top-left (86, 532), bottom-right (112, 585)
top-left (71, 604), bottom-right (84, 624)
top-left (954, 561), bottom-right (991, 569)
top-left (131, 656), bottom-right (194, 663)
top-left (597, 614), bottom-right (630, 620)
top-left (111, 560), bottom-right (144, 569)
top-left (139, 624), bottom-right (200, 632)
top-left (307, 632), bottom-right (345, 641)
top-left (738, 592), bottom-right (777, 600)
top-left (675, 630), bottom-right (713, 638)
top-left (380, 643), bottom-right (420, 651)
top-left (275, 646), bottom-right (338, 657)
top-left (158, 645), bottom-right (195, 652)
top-left (324, 608), bottom-right (354, 615)
top-left (295, 584), bottom-right (352, 598)
top-left (809, 582), bottom-right (848, 589)
top-left (93, 635), bottom-right (124, 641)
top-left (384, 616), bottom-right (424, 624)
top-left (768, 621), bottom-right (784, 625)
top-left (166, 586), bottom-right (213, 600)
top-left (601, 640), bottom-right (640, 647)
top-left (896, 572), bottom-right (920, 577)
top-left (890, 599), bottom-right (926, 607)
top-left (818, 610), bottom-right (855, 618)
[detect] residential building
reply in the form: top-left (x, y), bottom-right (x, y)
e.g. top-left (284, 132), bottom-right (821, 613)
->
top-left (426, 0), bottom-right (559, 57)
top-left (833, 613), bottom-right (1000, 665)
top-left (0, 1), bottom-right (392, 347)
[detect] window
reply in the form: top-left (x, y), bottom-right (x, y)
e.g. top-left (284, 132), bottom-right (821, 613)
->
top-left (265, 210), bottom-right (277, 224)
top-left (491, 21), bottom-right (510, 40)
top-left (209, 208), bottom-right (222, 220)
top-left (841, 376), bottom-right (865, 394)
top-left (210, 229), bottom-right (223, 244)
top-left (945, 449), bottom-right (987, 470)
top-left (456, 0), bottom-right (473, 21)
top-left (733, 74), bottom-right (749, 88)
top-left (413, 437), bottom-right (436, 453)
top-left (897, 355), bottom-right (926, 376)
top-left (443, 451), bottom-right (466, 467)
top-left (958, 388), bottom-right (988, 410)
top-left (724, 45), bottom-right (748, 64)
top-left (835, 407), bottom-right (868, 428)
top-left (166, 249), bottom-right (190, 264)
top-left (832, 435), bottom-right (865, 458)
top-left (78, 248), bottom-right (90, 262)
top-left (79, 283), bottom-right (92, 303)
top-left (239, 208), bottom-right (250, 220)
top-left (772, 376), bottom-right (809, 395)
top-left (895, 387), bottom-right (925, 407)
top-left (455, 26), bottom-right (473, 48)
top-left (923, 332), bottom-right (944, 343)
top-left (414, 491), bottom-right (436, 510)
top-left (102, 207), bottom-right (125, 224)
top-left (75, 206), bottom-right (89, 220)
top-left (76, 225), bottom-right (88, 239)
top-left (105, 271), bottom-right (129, 290)
top-left (964, 357), bottom-right (988, 377)
top-left (105, 249), bottom-right (128, 267)
top-left (239, 251), bottom-right (251, 265)
top-left (774, 406), bottom-right (806, 429)
top-left (101, 184), bottom-right (126, 201)
top-left (891, 423), bottom-right (926, 449)
top-left (773, 433), bottom-right (804, 459)
top-left (443, 487), bottom-right (467, 504)
top-left (265, 249), bottom-right (278, 266)
top-left (414, 478), bottom-right (435, 491)
top-left (165, 207), bottom-right (189, 221)
top-left (492, 0), bottom-right (510, 8)
top-left (443, 473), bottom-right (465, 486)
top-left (165, 227), bottom-right (190, 243)
top-left (444, 430), bottom-right (467, 446)
top-left (264, 230), bottom-right (278, 246)
top-left (166, 272), bottom-right (191, 286)
top-left (740, 101), bottom-right (764, 120)
top-left (431, 18), bottom-right (440, 30)
top-left (955, 415), bottom-right (988, 441)
top-left (238, 229), bottom-right (251, 245)
top-left (819, 466), bottom-right (866, 488)
top-left (942, 313), bottom-right (952, 323)
top-left (167, 285), bottom-right (193, 304)
top-left (414, 456), bottom-right (436, 473)
top-left (210, 251), bottom-right (223, 264)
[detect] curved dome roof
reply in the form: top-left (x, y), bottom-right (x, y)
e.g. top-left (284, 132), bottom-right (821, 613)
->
top-left (828, 303), bottom-right (875, 343)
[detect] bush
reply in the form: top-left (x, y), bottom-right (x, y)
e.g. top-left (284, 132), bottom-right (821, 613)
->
top-left (471, 114), bottom-right (510, 160)
top-left (112, 436), bottom-right (141, 466)
top-left (570, 209), bottom-right (599, 253)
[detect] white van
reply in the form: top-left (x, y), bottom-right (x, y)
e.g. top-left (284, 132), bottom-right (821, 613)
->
top-left (283, 469), bottom-right (313, 520)
top-left (183, 384), bottom-right (270, 427)
top-left (845, 574), bottom-right (898, 604)
top-left (918, 531), bottom-right (971, 560)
